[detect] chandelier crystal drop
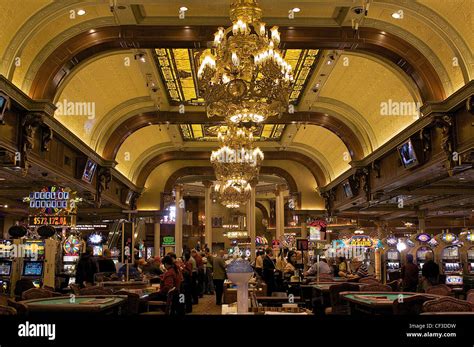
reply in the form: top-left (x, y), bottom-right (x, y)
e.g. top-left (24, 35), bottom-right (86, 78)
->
top-left (198, 0), bottom-right (293, 124)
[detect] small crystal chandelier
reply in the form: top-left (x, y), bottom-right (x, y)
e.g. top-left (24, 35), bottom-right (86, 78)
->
top-left (214, 179), bottom-right (252, 208)
top-left (198, 0), bottom-right (293, 124)
top-left (210, 125), bottom-right (264, 185)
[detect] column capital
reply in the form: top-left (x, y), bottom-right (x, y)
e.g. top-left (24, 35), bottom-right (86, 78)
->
top-left (174, 184), bottom-right (183, 194)
top-left (202, 180), bottom-right (213, 188)
top-left (274, 184), bottom-right (287, 196)
top-left (249, 178), bottom-right (258, 187)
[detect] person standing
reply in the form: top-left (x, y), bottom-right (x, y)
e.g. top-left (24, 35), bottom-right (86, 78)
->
top-left (204, 248), bottom-right (214, 295)
top-left (400, 254), bottom-right (419, 292)
top-left (76, 246), bottom-right (98, 288)
top-left (421, 253), bottom-right (439, 292)
top-left (255, 250), bottom-right (264, 278)
top-left (213, 250), bottom-right (227, 305)
top-left (97, 248), bottom-right (116, 273)
top-left (263, 248), bottom-right (276, 296)
top-left (192, 249), bottom-right (204, 298)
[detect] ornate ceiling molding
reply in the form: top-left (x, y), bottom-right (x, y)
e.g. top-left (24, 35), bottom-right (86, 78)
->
top-left (135, 150), bottom-right (327, 188)
top-left (27, 25), bottom-right (445, 103)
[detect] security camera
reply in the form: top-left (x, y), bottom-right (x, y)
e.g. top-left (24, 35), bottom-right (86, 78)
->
top-left (41, 172), bottom-right (48, 177)
top-left (352, 6), bottom-right (364, 15)
top-left (312, 86), bottom-right (319, 93)
top-left (151, 87), bottom-right (158, 93)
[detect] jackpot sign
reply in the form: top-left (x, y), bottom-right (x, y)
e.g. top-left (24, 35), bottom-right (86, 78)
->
top-left (349, 236), bottom-right (374, 247)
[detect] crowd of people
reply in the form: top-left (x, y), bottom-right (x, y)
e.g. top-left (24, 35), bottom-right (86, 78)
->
top-left (74, 244), bottom-right (443, 313)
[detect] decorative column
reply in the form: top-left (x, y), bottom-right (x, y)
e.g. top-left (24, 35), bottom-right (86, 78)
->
top-left (154, 217), bottom-right (161, 257)
top-left (246, 182), bottom-right (256, 261)
top-left (417, 210), bottom-right (426, 233)
top-left (203, 180), bottom-right (213, 250)
top-left (301, 220), bottom-right (308, 239)
top-left (175, 184), bottom-right (184, 257)
top-left (275, 184), bottom-right (285, 241)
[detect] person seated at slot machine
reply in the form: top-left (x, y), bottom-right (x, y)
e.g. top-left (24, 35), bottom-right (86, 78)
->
top-left (97, 249), bottom-right (117, 274)
top-left (283, 251), bottom-right (298, 279)
top-left (304, 257), bottom-right (333, 277)
top-left (76, 246), bottom-right (99, 288)
top-left (337, 256), bottom-right (348, 277)
top-left (118, 259), bottom-right (142, 280)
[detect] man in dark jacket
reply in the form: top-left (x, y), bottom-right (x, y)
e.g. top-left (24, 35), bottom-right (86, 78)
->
top-left (75, 246), bottom-right (98, 287)
top-left (262, 248), bottom-right (276, 296)
top-left (421, 253), bottom-right (439, 291)
top-left (401, 254), bottom-right (419, 292)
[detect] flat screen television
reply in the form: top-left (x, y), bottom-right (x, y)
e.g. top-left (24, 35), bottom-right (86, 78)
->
top-left (397, 139), bottom-right (419, 169)
top-left (22, 261), bottom-right (43, 276)
top-left (342, 181), bottom-right (353, 198)
top-left (82, 158), bottom-right (97, 184)
top-left (0, 261), bottom-right (12, 276)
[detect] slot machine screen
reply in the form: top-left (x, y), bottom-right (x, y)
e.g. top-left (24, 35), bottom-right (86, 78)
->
top-left (22, 261), bottom-right (43, 276)
top-left (387, 250), bottom-right (399, 260)
top-left (93, 245), bottom-right (103, 256)
top-left (0, 262), bottom-right (11, 276)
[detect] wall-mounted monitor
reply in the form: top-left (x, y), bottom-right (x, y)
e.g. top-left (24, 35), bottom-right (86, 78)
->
top-left (397, 139), bottom-right (419, 169)
top-left (0, 92), bottom-right (10, 123)
top-left (82, 158), bottom-right (97, 184)
top-left (342, 181), bottom-right (353, 198)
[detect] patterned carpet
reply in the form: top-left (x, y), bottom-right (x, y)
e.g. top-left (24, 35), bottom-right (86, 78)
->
top-left (188, 294), bottom-right (223, 315)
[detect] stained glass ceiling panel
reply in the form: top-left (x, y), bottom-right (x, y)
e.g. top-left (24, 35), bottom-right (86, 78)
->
top-left (154, 48), bottom-right (319, 106)
top-left (180, 124), bottom-right (286, 142)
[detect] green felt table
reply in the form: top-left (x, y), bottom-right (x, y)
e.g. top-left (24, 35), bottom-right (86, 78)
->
top-left (22, 295), bottom-right (127, 314)
top-left (340, 292), bottom-right (442, 315)
top-left (311, 283), bottom-right (365, 293)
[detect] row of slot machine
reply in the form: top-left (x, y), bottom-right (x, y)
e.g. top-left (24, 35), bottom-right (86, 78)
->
top-left (383, 231), bottom-right (474, 289)
top-left (0, 229), bottom-right (108, 295)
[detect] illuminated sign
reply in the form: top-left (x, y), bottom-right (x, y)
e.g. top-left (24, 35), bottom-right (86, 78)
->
top-left (29, 215), bottom-right (73, 226)
top-left (386, 236), bottom-right (398, 247)
top-left (162, 236), bottom-right (175, 245)
top-left (88, 233), bottom-right (104, 245)
top-left (24, 186), bottom-right (81, 216)
top-left (349, 236), bottom-right (373, 247)
top-left (416, 233), bottom-right (431, 243)
top-left (442, 233), bottom-right (457, 243)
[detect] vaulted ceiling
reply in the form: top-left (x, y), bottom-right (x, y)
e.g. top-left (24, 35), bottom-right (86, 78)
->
top-left (0, 0), bottom-right (472, 211)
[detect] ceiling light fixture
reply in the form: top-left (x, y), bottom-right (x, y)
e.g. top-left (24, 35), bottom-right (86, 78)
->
top-left (391, 11), bottom-right (402, 19)
top-left (179, 6), bottom-right (188, 12)
top-left (77, 9), bottom-right (86, 16)
top-left (291, 8), bottom-right (300, 13)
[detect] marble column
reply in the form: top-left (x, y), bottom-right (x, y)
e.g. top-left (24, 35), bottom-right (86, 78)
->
top-left (246, 183), bottom-right (256, 261)
top-left (175, 184), bottom-right (184, 257)
top-left (203, 180), bottom-right (213, 251)
top-left (154, 218), bottom-right (161, 257)
top-left (275, 184), bottom-right (286, 241)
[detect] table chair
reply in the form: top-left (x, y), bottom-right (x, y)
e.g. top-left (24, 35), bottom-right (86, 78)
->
top-left (422, 296), bottom-right (472, 313)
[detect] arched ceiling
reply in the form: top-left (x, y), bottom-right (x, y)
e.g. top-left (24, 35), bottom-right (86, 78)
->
top-left (0, 0), bottom-right (471, 213)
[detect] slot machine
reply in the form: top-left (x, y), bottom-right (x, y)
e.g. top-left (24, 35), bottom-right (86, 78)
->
top-left (0, 240), bottom-right (14, 294)
top-left (408, 233), bottom-right (437, 274)
top-left (434, 232), bottom-right (463, 288)
top-left (383, 235), bottom-right (401, 281)
top-left (460, 231), bottom-right (474, 290)
top-left (20, 240), bottom-right (45, 288)
top-left (87, 232), bottom-right (105, 256)
top-left (62, 234), bottom-right (82, 285)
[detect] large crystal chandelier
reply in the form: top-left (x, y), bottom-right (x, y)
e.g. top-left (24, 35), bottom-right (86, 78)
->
top-left (198, 0), bottom-right (293, 124)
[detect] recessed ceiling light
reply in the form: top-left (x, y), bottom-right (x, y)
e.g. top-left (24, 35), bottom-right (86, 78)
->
top-left (291, 8), bottom-right (300, 13)
top-left (77, 9), bottom-right (86, 16)
top-left (179, 6), bottom-right (188, 12)
top-left (391, 12), bottom-right (401, 19)
top-left (327, 60), bottom-right (332, 65)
